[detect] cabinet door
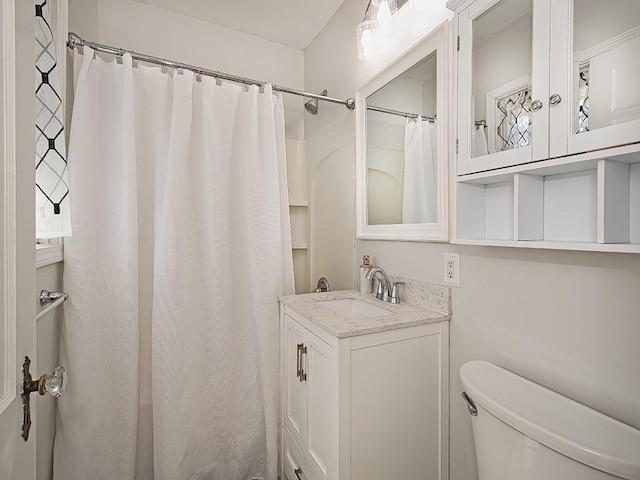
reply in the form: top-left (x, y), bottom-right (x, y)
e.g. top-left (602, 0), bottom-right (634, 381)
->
top-left (284, 316), bottom-right (308, 450)
top-left (305, 332), bottom-right (336, 480)
top-left (549, 0), bottom-right (640, 157)
top-left (350, 332), bottom-right (443, 480)
top-left (457, 0), bottom-right (550, 174)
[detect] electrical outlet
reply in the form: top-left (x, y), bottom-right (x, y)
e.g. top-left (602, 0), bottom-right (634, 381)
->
top-left (443, 252), bottom-right (460, 287)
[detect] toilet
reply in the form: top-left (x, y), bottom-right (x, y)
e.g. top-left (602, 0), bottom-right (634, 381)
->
top-left (460, 360), bottom-right (640, 480)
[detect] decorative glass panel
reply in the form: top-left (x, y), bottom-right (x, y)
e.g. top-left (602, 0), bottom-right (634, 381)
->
top-left (576, 66), bottom-right (590, 134)
top-left (496, 87), bottom-right (532, 150)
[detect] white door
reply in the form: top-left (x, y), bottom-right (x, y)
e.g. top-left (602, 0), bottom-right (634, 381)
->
top-left (0, 0), bottom-right (37, 478)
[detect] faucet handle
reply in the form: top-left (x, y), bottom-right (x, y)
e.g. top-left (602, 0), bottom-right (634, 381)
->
top-left (375, 279), bottom-right (385, 300)
top-left (390, 282), bottom-right (405, 304)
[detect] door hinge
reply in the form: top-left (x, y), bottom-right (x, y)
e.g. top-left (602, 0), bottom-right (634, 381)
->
top-left (456, 138), bottom-right (459, 154)
top-left (457, 35), bottom-right (460, 52)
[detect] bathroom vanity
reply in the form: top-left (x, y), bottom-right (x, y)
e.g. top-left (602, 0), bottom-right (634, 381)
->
top-left (279, 290), bottom-right (449, 480)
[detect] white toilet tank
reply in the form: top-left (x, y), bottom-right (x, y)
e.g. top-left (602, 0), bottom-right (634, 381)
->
top-left (460, 361), bottom-right (640, 480)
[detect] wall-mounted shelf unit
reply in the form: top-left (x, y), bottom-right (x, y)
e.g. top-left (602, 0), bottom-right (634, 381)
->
top-left (449, 0), bottom-right (640, 254)
top-left (454, 147), bottom-right (640, 253)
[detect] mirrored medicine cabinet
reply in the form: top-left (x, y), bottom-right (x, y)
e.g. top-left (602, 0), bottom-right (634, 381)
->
top-left (356, 23), bottom-right (449, 241)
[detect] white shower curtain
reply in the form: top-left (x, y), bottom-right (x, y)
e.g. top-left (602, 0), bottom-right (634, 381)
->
top-left (402, 118), bottom-right (437, 224)
top-left (54, 49), bottom-right (294, 480)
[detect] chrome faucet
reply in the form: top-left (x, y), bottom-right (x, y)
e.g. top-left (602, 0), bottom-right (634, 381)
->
top-left (365, 266), bottom-right (405, 304)
top-left (312, 277), bottom-right (331, 293)
top-left (366, 267), bottom-right (392, 302)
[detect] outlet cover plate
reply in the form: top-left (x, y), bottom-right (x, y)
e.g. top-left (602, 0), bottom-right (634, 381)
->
top-left (443, 252), bottom-right (460, 287)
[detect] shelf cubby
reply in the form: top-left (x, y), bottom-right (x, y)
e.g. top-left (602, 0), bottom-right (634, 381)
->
top-left (598, 158), bottom-right (640, 246)
top-left (514, 167), bottom-right (598, 244)
top-left (631, 163), bottom-right (640, 243)
top-left (543, 169), bottom-right (598, 243)
top-left (457, 179), bottom-right (514, 241)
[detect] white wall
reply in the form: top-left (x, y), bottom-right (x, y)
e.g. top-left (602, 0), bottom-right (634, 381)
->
top-left (69, 0), bottom-right (305, 138)
top-left (306, 113), bottom-right (356, 291)
top-left (304, 3), bottom-right (640, 480)
top-left (35, 262), bottom-right (64, 480)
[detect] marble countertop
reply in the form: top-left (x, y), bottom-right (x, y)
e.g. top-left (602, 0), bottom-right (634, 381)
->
top-left (279, 290), bottom-right (449, 339)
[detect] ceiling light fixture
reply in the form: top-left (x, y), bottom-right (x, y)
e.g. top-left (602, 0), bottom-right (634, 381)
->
top-left (356, 0), bottom-right (398, 60)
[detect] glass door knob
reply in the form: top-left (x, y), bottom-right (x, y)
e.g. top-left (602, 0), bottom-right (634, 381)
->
top-left (21, 357), bottom-right (67, 441)
top-left (40, 366), bottom-right (67, 397)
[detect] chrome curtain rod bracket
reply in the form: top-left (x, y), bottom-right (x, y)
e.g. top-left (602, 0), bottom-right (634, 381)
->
top-left (36, 290), bottom-right (69, 321)
top-left (40, 289), bottom-right (68, 307)
top-left (66, 33), bottom-right (356, 110)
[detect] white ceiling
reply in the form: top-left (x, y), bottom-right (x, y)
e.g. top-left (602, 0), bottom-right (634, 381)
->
top-left (135, 0), bottom-right (349, 50)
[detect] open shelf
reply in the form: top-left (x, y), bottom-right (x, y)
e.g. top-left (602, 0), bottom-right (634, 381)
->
top-left (513, 169), bottom-right (597, 244)
top-left (457, 180), bottom-right (513, 241)
top-left (631, 163), bottom-right (640, 243)
top-left (598, 159), bottom-right (640, 245)
top-left (544, 169), bottom-right (597, 243)
top-left (290, 204), bottom-right (308, 250)
top-left (455, 150), bottom-right (640, 252)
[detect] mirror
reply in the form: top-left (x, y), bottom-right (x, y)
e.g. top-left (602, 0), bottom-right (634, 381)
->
top-left (572, 0), bottom-right (640, 135)
top-left (366, 51), bottom-right (437, 225)
top-left (471, 0), bottom-right (533, 158)
top-left (356, 24), bottom-right (448, 241)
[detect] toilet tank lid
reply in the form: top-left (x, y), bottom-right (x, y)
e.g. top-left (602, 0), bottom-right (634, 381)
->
top-left (460, 361), bottom-right (640, 480)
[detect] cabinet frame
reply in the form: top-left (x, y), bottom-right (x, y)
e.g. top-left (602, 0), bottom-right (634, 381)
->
top-left (549, 0), bottom-right (640, 158)
top-left (450, 0), bottom-right (640, 253)
top-left (280, 304), bottom-right (449, 480)
top-left (455, 0), bottom-right (550, 175)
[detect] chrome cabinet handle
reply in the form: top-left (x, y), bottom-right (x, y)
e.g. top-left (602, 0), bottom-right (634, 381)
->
top-left (294, 467), bottom-right (303, 479)
top-left (549, 93), bottom-right (562, 105)
top-left (531, 99), bottom-right (543, 111)
top-left (296, 343), bottom-right (302, 379)
top-left (299, 344), bottom-right (307, 382)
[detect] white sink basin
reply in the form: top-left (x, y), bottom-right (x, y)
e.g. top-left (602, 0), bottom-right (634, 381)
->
top-left (317, 298), bottom-right (391, 319)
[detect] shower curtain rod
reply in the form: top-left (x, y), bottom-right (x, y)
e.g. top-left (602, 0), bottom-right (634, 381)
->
top-left (367, 104), bottom-right (436, 122)
top-left (66, 33), bottom-right (356, 110)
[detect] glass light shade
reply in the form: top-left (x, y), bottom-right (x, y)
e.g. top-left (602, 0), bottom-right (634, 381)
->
top-left (371, 0), bottom-right (397, 51)
top-left (356, 20), bottom-right (379, 60)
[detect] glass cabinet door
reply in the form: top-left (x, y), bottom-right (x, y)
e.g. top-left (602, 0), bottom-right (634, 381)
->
top-left (550, 0), bottom-right (640, 156)
top-left (457, 0), bottom-right (549, 175)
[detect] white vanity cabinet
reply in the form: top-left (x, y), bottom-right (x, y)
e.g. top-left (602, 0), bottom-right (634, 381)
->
top-left (283, 310), bottom-right (336, 480)
top-left (451, 0), bottom-right (640, 253)
top-left (452, 0), bottom-right (640, 175)
top-left (280, 302), bottom-right (449, 480)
